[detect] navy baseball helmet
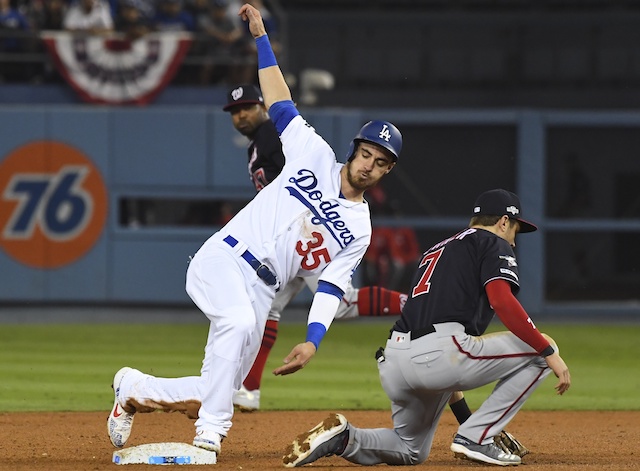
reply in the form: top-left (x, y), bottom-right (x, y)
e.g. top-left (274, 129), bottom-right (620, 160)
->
top-left (347, 120), bottom-right (402, 162)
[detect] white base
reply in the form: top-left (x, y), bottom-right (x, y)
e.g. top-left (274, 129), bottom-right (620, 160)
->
top-left (112, 442), bottom-right (217, 465)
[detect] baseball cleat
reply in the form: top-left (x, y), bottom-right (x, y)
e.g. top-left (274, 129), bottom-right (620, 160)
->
top-left (282, 413), bottom-right (349, 467)
top-left (107, 367), bottom-right (136, 448)
top-left (233, 385), bottom-right (260, 412)
top-left (451, 434), bottom-right (521, 466)
top-left (193, 430), bottom-right (224, 454)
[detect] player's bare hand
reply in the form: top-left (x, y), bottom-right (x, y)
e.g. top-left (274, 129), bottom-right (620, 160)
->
top-left (273, 342), bottom-right (316, 376)
top-left (545, 352), bottom-right (571, 395)
top-left (239, 3), bottom-right (267, 39)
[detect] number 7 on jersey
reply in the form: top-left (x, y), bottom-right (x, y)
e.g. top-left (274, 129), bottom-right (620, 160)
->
top-left (411, 248), bottom-right (444, 297)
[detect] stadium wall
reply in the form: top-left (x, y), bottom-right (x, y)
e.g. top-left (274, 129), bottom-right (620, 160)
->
top-left (1, 105), bottom-right (639, 319)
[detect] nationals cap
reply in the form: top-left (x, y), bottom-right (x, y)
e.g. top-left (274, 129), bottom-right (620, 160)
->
top-left (223, 85), bottom-right (264, 111)
top-left (472, 189), bottom-right (537, 233)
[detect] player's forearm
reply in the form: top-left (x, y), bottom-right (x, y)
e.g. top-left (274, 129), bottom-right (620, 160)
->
top-left (256, 35), bottom-right (292, 108)
top-left (305, 291), bottom-right (342, 349)
top-left (486, 279), bottom-right (551, 354)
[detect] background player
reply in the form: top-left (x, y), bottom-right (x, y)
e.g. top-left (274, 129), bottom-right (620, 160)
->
top-left (283, 189), bottom-right (571, 467)
top-left (108, 2), bottom-right (401, 458)
top-left (223, 83), bottom-right (407, 411)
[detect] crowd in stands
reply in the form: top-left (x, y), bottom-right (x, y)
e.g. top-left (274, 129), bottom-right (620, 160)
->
top-left (0, 0), bottom-right (280, 84)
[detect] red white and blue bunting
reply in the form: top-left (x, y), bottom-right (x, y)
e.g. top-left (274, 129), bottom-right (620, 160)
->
top-left (41, 31), bottom-right (192, 105)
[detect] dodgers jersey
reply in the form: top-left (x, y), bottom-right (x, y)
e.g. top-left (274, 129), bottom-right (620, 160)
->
top-left (206, 108), bottom-right (371, 294)
top-left (395, 227), bottom-right (520, 336)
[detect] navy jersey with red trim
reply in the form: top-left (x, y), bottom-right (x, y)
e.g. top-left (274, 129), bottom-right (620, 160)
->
top-left (248, 120), bottom-right (285, 192)
top-left (393, 227), bottom-right (521, 336)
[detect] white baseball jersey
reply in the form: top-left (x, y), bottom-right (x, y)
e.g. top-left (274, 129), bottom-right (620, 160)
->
top-left (205, 113), bottom-right (371, 294)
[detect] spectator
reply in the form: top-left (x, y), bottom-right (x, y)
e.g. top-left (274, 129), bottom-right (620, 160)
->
top-left (152, 0), bottom-right (196, 84)
top-left (115, 0), bottom-right (152, 40)
top-left (30, 0), bottom-right (68, 30)
top-left (63, 0), bottom-right (114, 34)
top-left (0, 0), bottom-right (29, 48)
top-left (21, 0), bottom-right (67, 83)
top-left (120, 0), bottom-right (154, 19)
top-left (0, 0), bottom-right (31, 81)
top-left (153, 0), bottom-right (194, 32)
top-left (197, 0), bottom-right (251, 84)
top-left (185, 0), bottom-right (208, 22)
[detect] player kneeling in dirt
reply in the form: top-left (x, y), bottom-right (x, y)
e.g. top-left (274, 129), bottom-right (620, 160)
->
top-left (283, 189), bottom-right (571, 467)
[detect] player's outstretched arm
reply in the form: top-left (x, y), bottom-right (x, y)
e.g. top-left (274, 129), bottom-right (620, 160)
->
top-left (239, 3), bottom-right (292, 109)
top-left (273, 342), bottom-right (316, 376)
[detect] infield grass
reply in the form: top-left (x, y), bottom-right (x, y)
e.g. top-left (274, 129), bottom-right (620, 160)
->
top-left (0, 321), bottom-right (638, 412)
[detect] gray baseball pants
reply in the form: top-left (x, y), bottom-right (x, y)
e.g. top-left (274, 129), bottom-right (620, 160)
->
top-left (341, 322), bottom-right (553, 465)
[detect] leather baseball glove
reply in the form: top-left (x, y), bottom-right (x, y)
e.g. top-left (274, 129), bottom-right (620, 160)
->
top-left (494, 430), bottom-right (530, 457)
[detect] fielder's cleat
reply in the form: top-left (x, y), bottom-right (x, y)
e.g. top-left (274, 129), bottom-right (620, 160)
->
top-left (107, 367), bottom-right (136, 448)
top-left (233, 385), bottom-right (260, 412)
top-left (451, 433), bottom-right (521, 466)
top-left (193, 430), bottom-right (224, 454)
top-left (282, 413), bottom-right (349, 467)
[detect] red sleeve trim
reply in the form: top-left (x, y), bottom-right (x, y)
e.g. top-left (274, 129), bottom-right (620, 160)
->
top-left (485, 279), bottom-right (550, 354)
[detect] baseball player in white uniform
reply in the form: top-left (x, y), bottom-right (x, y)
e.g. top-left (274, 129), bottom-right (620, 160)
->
top-left (107, 3), bottom-right (402, 458)
top-left (221, 84), bottom-right (408, 411)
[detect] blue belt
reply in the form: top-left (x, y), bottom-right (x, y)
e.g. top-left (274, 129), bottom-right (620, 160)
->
top-left (223, 236), bottom-right (278, 287)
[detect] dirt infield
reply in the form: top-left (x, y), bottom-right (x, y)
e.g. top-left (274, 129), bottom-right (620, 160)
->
top-left (1, 410), bottom-right (638, 470)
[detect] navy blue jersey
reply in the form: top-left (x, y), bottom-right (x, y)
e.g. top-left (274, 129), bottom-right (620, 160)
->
top-left (393, 227), bottom-right (520, 336)
top-left (248, 120), bottom-right (285, 192)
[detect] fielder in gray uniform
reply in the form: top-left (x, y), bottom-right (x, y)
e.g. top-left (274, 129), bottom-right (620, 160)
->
top-left (283, 189), bottom-right (571, 467)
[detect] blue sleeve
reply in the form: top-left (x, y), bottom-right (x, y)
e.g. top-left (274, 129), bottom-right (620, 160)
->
top-left (269, 100), bottom-right (299, 135)
top-left (316, 280), bottom-right (344, 300)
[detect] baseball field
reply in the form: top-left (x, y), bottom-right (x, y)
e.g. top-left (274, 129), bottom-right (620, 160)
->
top-left (1, 314), bottom-right (639, 470)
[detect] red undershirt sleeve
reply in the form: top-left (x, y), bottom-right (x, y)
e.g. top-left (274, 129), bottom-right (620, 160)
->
top-left (485, 279), bottom-right (551, 354)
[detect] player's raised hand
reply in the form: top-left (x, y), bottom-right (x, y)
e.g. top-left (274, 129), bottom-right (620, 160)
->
top-left (273, 342), bottom-right (317, 376)
top-left (239, 3), bottom-right (266, 39)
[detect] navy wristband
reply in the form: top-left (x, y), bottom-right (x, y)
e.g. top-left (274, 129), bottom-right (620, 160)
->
top-left (540, 345), bottom-right (555, 357)
top-left (305, 322), bottom-right (327, 350)
top-left (256, 34), bottom-right (277, 69)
